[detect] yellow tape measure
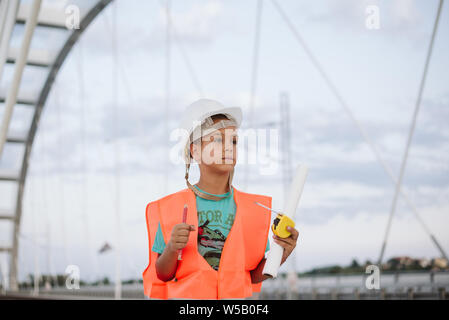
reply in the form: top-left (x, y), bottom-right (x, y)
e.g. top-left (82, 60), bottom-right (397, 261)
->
top-left (254, 201), bottom-right (295, 239)
top-left (271, 214), bottom-right (295, 238)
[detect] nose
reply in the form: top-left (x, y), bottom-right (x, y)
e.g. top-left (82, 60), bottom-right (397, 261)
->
top-left (223, 139), bottom-right (233, 153)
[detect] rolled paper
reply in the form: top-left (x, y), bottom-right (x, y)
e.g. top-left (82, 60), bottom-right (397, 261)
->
top-left (262, 164), bottom-right (308, 278)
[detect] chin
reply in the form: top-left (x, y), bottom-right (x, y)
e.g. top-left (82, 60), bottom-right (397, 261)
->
top-left (210, 162), bottom-right (235, 173)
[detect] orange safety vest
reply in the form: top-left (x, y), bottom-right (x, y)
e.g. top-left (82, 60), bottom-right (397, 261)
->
top-left (142, 187), bottom-right (271, 299)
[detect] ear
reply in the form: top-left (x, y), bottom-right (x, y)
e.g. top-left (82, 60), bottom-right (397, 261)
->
top-left (190, 142), bottom-right (200, 162)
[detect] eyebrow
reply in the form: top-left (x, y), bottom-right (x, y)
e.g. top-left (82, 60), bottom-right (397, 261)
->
top-left (203, 131), bottom-right (238, 140)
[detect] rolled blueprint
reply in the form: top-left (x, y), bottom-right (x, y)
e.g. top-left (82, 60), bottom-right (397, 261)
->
top-left (262, 164), bottom-right (308, 278)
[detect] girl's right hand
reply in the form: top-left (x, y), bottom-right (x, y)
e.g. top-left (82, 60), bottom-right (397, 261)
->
top-left (168, 223), bottom-right (195, 252)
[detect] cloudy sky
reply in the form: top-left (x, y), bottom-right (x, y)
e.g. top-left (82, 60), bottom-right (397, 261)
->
top-left (0, 0), bottom-right (448, 283)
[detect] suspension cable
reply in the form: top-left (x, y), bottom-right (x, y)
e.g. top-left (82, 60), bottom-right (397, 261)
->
top-left (54, 81), bottom-right (69, 270)
top-left (31, 173), bottom-right (40, 296)
top-left (163, 0), bottom-right (171, 195)
top-left (243, 0), bottom-right (263, 190)
top-left (111, 0), bottom-right (122, 300)
top-left (378, 0), bottom-right (446, 265)
top-left (157, 0), bottom-right (204, 96)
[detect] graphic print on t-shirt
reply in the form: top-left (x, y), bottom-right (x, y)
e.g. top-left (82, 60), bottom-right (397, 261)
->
top-left (198, 220), bottom-right (226, 250)
top-left (197, 208), bottom-right (235, 270)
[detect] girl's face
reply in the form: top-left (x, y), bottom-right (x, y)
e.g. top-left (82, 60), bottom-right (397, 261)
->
top-left (190, 124), bottom-right (238, 174)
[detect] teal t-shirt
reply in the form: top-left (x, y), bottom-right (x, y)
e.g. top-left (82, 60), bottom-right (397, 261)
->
top-left (152, 185), bottom-right (270, 270)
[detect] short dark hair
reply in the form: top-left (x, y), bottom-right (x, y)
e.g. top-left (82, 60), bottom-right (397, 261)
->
top-left (210, 113), bottom-right (230, 121)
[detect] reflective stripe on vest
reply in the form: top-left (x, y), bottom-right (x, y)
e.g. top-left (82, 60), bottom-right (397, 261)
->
top-left (142, 187), bottom-right (271, 299)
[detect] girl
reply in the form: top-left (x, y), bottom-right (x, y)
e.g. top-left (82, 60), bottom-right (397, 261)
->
top-left (143, 99), bottom-right (298, 299)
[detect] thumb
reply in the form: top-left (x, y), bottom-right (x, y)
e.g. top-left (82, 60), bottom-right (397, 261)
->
top-left (189, 225), bottom-right (196, 231)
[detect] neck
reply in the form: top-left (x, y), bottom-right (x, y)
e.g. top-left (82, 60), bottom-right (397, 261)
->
top-left (196, 168), bottom-right (231, 195)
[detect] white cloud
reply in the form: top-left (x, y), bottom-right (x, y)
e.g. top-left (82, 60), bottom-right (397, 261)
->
top-left (152, 0), bottom-right (224, 45)
top-left (392, 0), bottom-right (420, 24)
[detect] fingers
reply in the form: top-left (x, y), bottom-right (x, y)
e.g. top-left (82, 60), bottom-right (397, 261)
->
top-left (175, 235), bottom-right (189, 242)
top-left (172, 224), bottom-right (195, 237)
top-left (273, 228), bottom-right (298, 249)
top-left (272, 226), bottom-right (299, 243)
top-left (172, 236), bottom-right (189, 250)
top-left (273, 235), bottom-right (295, 249)
top-left (178, 229), bottom-right (192, 236)
top-left (176, 223), bottom-right (195, 231)
top-left (287, 226), bottom-right (299, 241)
top-left (170, 223), bottom-right (196, 250)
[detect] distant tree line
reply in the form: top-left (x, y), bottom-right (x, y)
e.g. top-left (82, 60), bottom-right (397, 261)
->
top-left (298, 256), bottom-right (448, 276)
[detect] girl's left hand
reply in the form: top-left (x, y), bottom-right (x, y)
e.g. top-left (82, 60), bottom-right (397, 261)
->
top-left (272, 226), bottom-right (299, 265)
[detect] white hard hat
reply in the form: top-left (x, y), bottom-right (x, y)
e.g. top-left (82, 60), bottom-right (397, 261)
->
top-left (180, 98), bottom-right (243, 200)
top-left (180, 98), bottom-right (242, 163)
